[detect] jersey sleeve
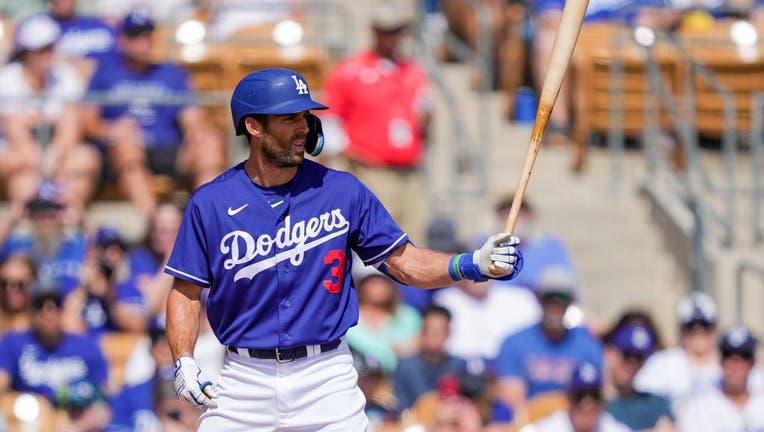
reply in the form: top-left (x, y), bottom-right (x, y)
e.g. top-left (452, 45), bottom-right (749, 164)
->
top-left (86, 62), bottom-right (109, 94)
top-left (164, 198), bottom-right (212, 287)
top-left (346, 177), bottom-right (408, 266)
top-left (116, 281), bottom-right (145, 306)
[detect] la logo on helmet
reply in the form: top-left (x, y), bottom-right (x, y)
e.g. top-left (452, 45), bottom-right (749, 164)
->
top-left (291, 75), bottom-right (308, 95)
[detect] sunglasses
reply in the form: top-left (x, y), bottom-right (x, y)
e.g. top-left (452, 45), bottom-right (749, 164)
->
top-left (0, 279), bottom-right (31, 293)
top-left (622, 352), bottom-right (647, 364)
top-left (572, 388), bottom-right (603, 404)
top-left (31, 296), bottom-right (63, 311)
top-left (722, 350), bottom-right (754, 362)
top-left (681, 321), bottom-right (714, 333)
top-left (541, 292), bottom-right (572, 305)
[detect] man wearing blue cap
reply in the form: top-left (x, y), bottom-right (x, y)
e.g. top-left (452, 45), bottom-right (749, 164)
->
top-left (81, 9), bottom-right (225, 216)
top-left (605, 323), bottom-right (676, 431)
top-left (678, 326), bottom-right (764, 431)
top-left (532, 362), bottom-right (631, 432)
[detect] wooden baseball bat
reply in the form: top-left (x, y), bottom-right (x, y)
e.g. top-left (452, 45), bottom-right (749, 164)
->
top-left (489, 0), bottom-right (590, 276)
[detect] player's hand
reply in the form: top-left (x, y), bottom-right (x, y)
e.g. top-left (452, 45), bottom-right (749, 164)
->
top-left (173, 356), bottom-right (218, 409)
top-left (477, 233), bottom-right (521, 278)
top-left (448, 234), bottom-right (522, 282)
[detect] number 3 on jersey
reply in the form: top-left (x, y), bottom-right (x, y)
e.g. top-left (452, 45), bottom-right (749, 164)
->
top-left (322, 250), bottom-right (346, 294)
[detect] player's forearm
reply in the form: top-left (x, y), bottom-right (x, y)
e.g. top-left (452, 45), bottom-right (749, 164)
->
top-left (166, 280), bottom-right (203, 360)
top-left (383, 243), bottom-right (456, 289)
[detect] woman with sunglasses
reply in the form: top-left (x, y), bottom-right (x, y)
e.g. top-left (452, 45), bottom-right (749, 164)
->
top-left (0, 255), bottom-right (36, 333)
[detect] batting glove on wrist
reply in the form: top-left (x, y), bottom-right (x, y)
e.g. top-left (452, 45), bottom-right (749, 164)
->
top-left (174, 356), bottom-right (218, 409)
top-left (448, 233), bottom-right (522, 282)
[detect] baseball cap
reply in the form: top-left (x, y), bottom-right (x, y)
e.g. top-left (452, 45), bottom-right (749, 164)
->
top-left (677, 292), bottom-right (717, 327)
top-left (568, 362), bottom-right (602, 393)
top-left (11, 14), bottom-right (61, 59)
top-left (720, 325), bottom-right (757, 359)
top-left (94, 227), bottom-right (125, 249)
top-left (31, 289), bottom-right (63, 311)
top-left (370, 1), bottom-right (411, 32)
top-left (610, 323), bottom-right (657, 358)
top-left (26, 180), bottom-right (65, 213)
top-left (122, 10), bottom-right (155, 36)
top-left (535, 266), bottom-right (577, 300)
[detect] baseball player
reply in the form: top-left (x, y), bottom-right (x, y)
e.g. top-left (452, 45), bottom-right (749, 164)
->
top-left (164, 67), bottom-right (523, 430)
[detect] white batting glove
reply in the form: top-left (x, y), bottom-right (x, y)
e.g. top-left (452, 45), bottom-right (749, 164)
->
top-left (448, 234), bottom-right (522, 282)
top-left (174, 356), bottom-right (218, 409)
top-left (477, 233), bottom-right (520, 276)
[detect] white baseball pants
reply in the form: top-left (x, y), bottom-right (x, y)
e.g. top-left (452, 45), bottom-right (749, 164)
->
top-left (198, 339), bottom-right (368, 431)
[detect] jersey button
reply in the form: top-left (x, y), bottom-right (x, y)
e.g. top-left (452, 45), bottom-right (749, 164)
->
top-left (284, 334), bottom-right (292, 341)
top-left (283, 266), bottom-right (289, 273)
top-left (285, 300), bottom-right (292, 308)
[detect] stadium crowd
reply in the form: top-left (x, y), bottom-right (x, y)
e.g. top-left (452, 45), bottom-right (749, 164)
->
top-left (0, 0), bottom-right (763, 431)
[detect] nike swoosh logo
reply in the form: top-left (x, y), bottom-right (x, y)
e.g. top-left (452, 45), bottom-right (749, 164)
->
top-left (270, 200), bottom-right (285, 208)
top-left (227, 204), bottom-right (248, 216)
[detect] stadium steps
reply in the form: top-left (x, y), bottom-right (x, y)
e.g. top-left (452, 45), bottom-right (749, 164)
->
top-left (430, 62), bottom-right (687, 342)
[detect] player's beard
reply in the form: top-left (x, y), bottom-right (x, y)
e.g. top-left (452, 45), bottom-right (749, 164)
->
top-left (261, 132), bottom-right (305, 167)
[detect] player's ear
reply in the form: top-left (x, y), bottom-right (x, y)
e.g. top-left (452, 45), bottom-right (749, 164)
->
top-left (244, 116), bottom-right (264, 137)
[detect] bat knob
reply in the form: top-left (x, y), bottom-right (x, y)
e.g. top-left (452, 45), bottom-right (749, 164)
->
top-left (488, 263), bottom-right (509, 277)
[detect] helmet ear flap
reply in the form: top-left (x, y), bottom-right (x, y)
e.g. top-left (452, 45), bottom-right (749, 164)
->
top-left (305, 113), bottom-right (324, 157)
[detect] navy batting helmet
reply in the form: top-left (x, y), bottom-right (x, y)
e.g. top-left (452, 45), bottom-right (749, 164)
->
top-left (231, 68), bottom-right (328, 132)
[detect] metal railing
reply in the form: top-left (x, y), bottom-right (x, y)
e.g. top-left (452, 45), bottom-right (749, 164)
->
top-left (411, 0), bottom-right (495, 213)
top-left (625, 24), bottom-right (764, 297)
top-left (735, 261), bottom-right (764, 325)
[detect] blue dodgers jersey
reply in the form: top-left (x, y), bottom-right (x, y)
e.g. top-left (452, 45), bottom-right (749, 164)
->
top-left (165, 160), bottom-right (409, 349)
top-left (495, 323), bottom-right (603, 398)
top-left (0, 330), bottom-right (108, 404)
top-left (51, 15), bottom-right (116, 61)
top-left (86, 56), bottom-right (190, 148)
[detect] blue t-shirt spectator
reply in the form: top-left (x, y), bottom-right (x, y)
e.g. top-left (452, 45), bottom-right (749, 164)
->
top-left (495, 323), bottom-right (603, 398)
top-left (86, 56), bottom-right (191, 149)
top-left (0, 330), bottom-right (108, 405)
top-left (51, 14), bottom-right (116, 62)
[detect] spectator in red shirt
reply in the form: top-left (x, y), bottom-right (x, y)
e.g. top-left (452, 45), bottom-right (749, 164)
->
top-left (320, 0), bottom-right (433, 244)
